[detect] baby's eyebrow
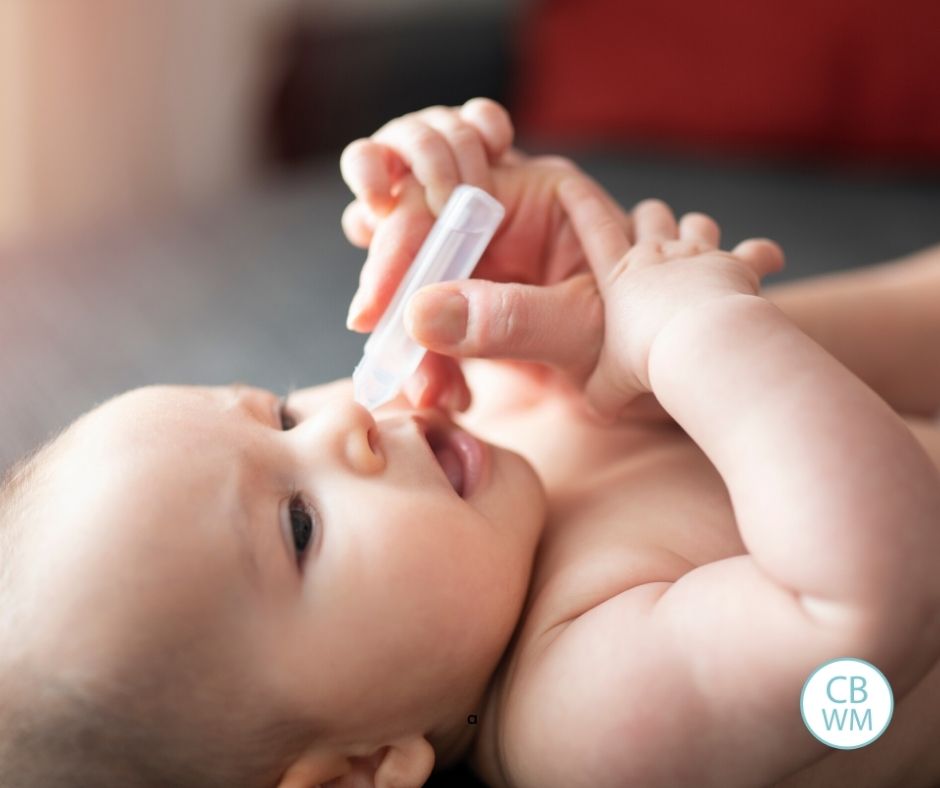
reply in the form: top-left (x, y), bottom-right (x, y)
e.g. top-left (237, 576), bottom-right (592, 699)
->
top-left (226, 382), bottom-right (255, 405)
top-left (222, 384), bottom-right (279, 427)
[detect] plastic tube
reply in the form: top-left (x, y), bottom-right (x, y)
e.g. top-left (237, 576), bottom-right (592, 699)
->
top-left (353, 185), bottom-right (505, 410)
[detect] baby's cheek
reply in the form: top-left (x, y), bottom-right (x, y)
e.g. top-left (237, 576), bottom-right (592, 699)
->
top-left (457, 534), bottom-right (529, 631)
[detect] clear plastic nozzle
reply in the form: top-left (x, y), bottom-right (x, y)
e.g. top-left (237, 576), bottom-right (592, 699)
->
top-left (353, 185), bottom-right (505, 410)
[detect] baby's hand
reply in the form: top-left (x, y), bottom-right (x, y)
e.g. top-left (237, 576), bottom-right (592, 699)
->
top-left (558, 178), bottom-right (785, 419)
top-left (340, 99), bottom-right (630, 411)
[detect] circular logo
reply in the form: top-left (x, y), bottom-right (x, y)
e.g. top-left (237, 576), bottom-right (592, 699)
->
top-left (800, 657), bottom-right (893, 749)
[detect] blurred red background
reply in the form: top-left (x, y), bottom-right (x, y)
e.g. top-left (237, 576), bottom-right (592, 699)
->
top-left (3, 0), bottom-right (938, 248)
top-left (513, 0), bottom-right (940, 163)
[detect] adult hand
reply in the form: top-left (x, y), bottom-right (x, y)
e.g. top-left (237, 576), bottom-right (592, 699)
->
top-left (340, 100), bottom-right (628, 410)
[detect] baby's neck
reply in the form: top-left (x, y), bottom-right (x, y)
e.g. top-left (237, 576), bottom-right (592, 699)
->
top-left (428, 674), bottom-right (506, 777)
top-left (430, 719), bottom-right (476, 771)
top-left (465, 671), bottom-right (511, 787)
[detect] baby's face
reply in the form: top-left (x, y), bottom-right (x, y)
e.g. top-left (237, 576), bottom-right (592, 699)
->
top-left (16, 380), bottom-right (545, 753)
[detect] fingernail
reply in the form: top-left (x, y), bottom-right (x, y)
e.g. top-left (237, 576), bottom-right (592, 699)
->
top-left (407, 290), bottom-right (468, 346)
top-left (346, 289), bottom-right (368, 330)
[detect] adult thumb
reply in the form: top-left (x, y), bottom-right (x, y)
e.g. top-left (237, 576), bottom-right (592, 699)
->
top-left (404, 272), bottom-right (603, 380)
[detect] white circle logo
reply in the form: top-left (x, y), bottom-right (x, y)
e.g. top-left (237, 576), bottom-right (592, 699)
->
top-left (800, 658), bottom-right (893, 749)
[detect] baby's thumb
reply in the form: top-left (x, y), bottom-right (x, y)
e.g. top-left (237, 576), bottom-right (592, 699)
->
top-left (404, 273), bottom-right (603, 378)
top-left (732, 238), bottom-right (785, 280)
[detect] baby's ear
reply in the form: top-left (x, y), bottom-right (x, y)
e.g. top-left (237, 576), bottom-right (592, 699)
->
top-left (276, 737), bottom-right (434, 788)
top-left (276, 748), bottom-right (355, 788)
top-left (372, 736), bottom-right (435, 788)
top-left (275, 749), bottom-right (342, 788)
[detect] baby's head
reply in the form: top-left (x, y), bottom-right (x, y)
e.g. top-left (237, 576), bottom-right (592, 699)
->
top-left (0, 381), bottom-right (546, 787)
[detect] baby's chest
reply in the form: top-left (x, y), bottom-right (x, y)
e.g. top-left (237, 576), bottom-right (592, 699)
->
top-left (461, 391), bottom-right (749, 648)
top-left (519, 436), bottom-right (748, 634)
top-left (475, 438), bottom-right (752, 786)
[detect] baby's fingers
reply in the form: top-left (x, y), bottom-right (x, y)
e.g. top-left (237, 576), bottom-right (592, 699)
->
top-left (678, 212), bottom-right (720, 248)
top-left (732, 238), bottom-right (786, 279)
top-left (633, 199), bottom-right (678, 243)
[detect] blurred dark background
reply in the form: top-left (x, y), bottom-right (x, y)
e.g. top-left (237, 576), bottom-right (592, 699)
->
top-left (1, 0), bottom-right (938, 782)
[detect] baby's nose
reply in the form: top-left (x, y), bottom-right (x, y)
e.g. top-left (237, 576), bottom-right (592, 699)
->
top-left (295, 398), bottom-right (385, 474)
top-left (341, 402), bottom-right (382, 473)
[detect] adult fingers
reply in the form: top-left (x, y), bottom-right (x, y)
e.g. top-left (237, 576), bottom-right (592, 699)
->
top-left (404, 273), bottom-right (603, 382)
top-left (459, 98), bottom-right (514, 159)
top-left (678, 212), bottom-right (720, 248)
top-left (341, 200), bottom-right (375, 249)
top-left (548, 157), bottom-right (634, 244)
top-left (339, 139), bottom-right (403, 216)
top-left (347, 175), bottom-right (434, 331)
top-left (500, 147), bottom-right (528, 166)
top-left (732, 238), bottom-right (786, 279)
top-left (373, 116), bottom-right (460, 215)
top-left (557, 175), bottom-right (632, 286)
top-left (403, 352), bottom-right (471, 412)
top-left (418, 106), bottom-right (492, 193)
top-left (633, 199), bottom-right (678, 243)
top-left (545, 159), bottom-right (633, 244)
top-left (599, 190), bottom-right (634, 245)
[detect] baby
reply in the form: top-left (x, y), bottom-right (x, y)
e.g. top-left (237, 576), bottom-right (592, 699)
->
top-left (1, 98), bottom-right (939, 788)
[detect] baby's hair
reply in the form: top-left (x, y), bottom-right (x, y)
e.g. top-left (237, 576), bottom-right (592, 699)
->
top-left (0, 672), bottom-right (317, 788)
top-left (0, 443), bottom-right (320, 788)
top-left (0, 677), bottom-right (317, 788)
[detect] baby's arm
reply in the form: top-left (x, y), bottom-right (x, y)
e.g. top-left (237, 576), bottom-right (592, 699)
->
top-left (496, 196), bottom-right (940, 788)
top-left (650, 293), bottom-right (940, 654)
top-left (626, 295), bottom-right (940, 782)
top-left (764, 244), bottom-right (940, 420)
top-left (505, 301), bottom-right (940, 788)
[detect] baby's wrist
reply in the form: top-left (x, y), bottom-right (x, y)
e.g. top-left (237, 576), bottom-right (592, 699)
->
top-left (646, 292), bottom-right (773, 389)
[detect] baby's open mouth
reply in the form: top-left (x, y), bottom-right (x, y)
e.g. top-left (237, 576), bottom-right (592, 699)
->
top-left (425, 427), bottom-right (465, 498)
top-left (413, 416), bottom-right (490, 499)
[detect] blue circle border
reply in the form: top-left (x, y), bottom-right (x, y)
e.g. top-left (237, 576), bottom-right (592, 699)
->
top-left (799, 656), bottom-right (894, 750)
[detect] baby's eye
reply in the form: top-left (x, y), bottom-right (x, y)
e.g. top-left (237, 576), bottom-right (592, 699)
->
top-left (279, 397), bottom-right (297, 430)
top-left (289, 496), bottom-right (314, 558)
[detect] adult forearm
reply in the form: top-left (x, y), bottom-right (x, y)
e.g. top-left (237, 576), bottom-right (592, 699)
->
top-left (764, 248), bottom-right (940, 419)
top-left (648, 294), bottom-right (940, 620)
